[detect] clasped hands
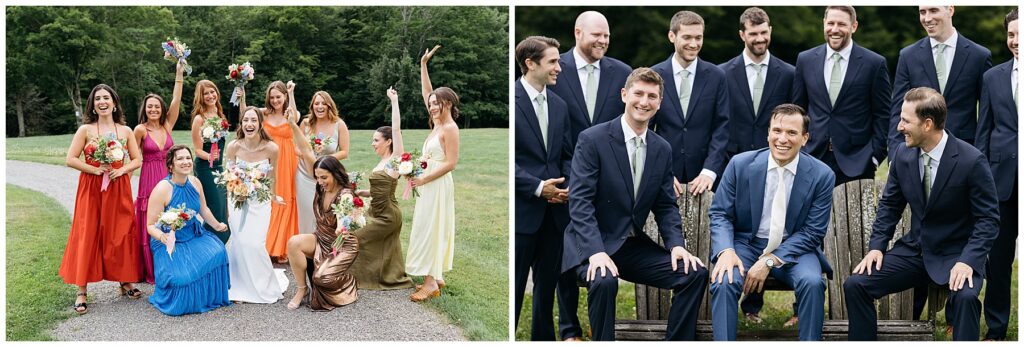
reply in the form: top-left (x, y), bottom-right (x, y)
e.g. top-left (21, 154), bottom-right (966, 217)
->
top-left (853, 250), bottom-right (975, 291)
top-left (586, 246), bottom-right (703, 282)
top-left (540, 177), bottom-right (568, 204)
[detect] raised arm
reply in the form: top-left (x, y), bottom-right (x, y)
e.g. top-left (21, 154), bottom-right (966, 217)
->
top-left (286, 80), bottom-right (299, 124)
top-left (420, 45), bottom-right (441, 108)
top-left (288, 119), bottom-right (316, 175)
top-left (387, 86), bottom-right (405, 157)
top-left (237, 85), bottom-right (247, 111)
top-left (165, 62), bottom-right (185, 130)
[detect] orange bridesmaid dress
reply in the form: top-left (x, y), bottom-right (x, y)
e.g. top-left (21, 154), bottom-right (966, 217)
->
top-left (59, 128), bottom-right (142, 286)
top-left (263, 120), bottom-right (299, 258)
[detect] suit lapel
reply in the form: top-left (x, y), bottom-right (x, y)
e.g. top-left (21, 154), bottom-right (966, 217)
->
top-left (608, 119), bottom-right (636, 203)
top-left (917, 40), bottom-right (942, 90)
top-left (759, 57), bottom-right (782, 118)
top-left (927, 135), bottom-right (959, 209)
top-left (685, 59), bottom-right (710, 124)
top-left (516, 82), bottom-right (547, 155)
top-left (546, 99), bottom-right (565, 161)
top-left (785, 154), bottom-right (814, 232)
top-left (561, 50), bottom-right (589, 125)
top-left (749, 151), bottom-right (769, 227)
top-left (944, 38), bottom-right (972, 95)
top-left (836, 44), bottom-right (865, 106)
top-left (594, 58), bottom-right (617, 124)
top-left (811, 46), bottom-right (830, 110)
top-left (729, 57), bottom-right (756, 118)
top-left (657, 57), bottom-right (685, 121)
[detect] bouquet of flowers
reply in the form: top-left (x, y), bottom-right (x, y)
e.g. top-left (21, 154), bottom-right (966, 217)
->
top-left (308, 132), bottom-right (336, 156)
top-left (348, 171), bottom-right (363, 190)
top-left (387, 150), bottom-right (427, 199)
top-left (214, 160), bottom-right (274, 210)
top-left (200, 117), bottom-right (230, 166)
top-left (84, 132), bottom-right (127, 191)
top-left (226, 62), bottom-right (255, 106)
top-left (330, 193), bottom-right (368, 256)
top-left (154, 203), bottom-right (197, 259)
top-left (161, 37), bottom-right (192, 75)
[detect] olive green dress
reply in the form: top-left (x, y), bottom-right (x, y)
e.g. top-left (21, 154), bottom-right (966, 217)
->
top-left (194, 138), bottom-right (229, 244)
top-left (352, 171), bottom-right (414, 289)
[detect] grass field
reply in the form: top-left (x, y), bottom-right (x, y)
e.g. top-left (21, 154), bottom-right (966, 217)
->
top-left (6, 128), bottom-right (509, 341)
top-left (5, 185), bottom-right (76, 341)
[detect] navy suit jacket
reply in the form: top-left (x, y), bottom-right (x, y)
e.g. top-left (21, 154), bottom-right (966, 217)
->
top-left (548, 49), bottom-right (631, 144)
top-left (975, 59), bottom-right (1017, 202)
top-left (793, 43), bottom-right (891, 178)
top-left (870, 133), bottom-right (999, 283)
top-left (708, 149), bottom-right (835, 277)
top-left (561, 116), bottom-right (683, 272)
top-left (719, 54), bottom-right (795, 155)
top-left (889, 35), bottom-right (992, 153)
top-left (514, 81), bottom-right (574, 235)
top-left (650, 56), bottom-right (730, 184)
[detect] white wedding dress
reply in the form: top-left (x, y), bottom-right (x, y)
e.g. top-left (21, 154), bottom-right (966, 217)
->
top-left (226, 158), bottom-right (288, 303)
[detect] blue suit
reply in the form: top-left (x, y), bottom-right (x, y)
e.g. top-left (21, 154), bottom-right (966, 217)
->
top-left (889, 35), bottom-right (992, 154)
top-left (719, 54), bottom-right (796, 155)
top-left (975, 59), bottom-right (1017, 340)
top-left (708, 149), bottom-right (835, 340)
top-left (650, 56), bottom-right (730, 185)
top-left (514, 80), bottom-right (575, 340)
top-left (793, 43), bottom-right (890, 184)
top-left (562, 116), bottom-right (708, 341)
top-left (549, 49), bottom-right (631, 143)
top-left (844, 133), bottom-right (1000, 341)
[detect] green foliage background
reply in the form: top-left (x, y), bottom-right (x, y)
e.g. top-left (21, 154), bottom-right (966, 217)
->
top-left (6, 6), bottom-right (509, 137)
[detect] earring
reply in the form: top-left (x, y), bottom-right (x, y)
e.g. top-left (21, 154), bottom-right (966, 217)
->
top-left (92, 109), bottom-right (97, 114)
top-left (113, 107), bottom-right (117, 112)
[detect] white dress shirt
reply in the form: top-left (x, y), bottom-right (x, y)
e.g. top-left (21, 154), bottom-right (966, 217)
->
top-left (824, 41), bottom-right (854, 94)
top-left (1013, 59), bottom-right (1018, 103)
top-left (671, 53), bottom-right (717, 182)
top-left (574, 47), bottom-right (601, 98)
top-left (929, 30), bottom-right (959, 80)
top-left (920, 131), bottom-right (949, 190)
top-left (521, 78), bottom-right (551, 198)
top-left (756, 154), bottom-right (799, 240)
top-left (743, 49), bottom-right (772, 99)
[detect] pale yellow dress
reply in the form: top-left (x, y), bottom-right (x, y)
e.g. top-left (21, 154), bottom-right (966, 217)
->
top-left (405, 135), bottom-right (456, 280)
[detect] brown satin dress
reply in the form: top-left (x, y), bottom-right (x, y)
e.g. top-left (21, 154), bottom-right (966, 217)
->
top-left (352, 171), bottom-right (414, 289)
top-left (309, 192), bottom-right (359, 311)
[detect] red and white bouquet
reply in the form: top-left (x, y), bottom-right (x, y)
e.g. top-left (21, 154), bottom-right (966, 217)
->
top-left (200, 117), bottom-right (230, 166)
top-left (387, 150), bottom-right (427, 199)
top-left (226, 62), bottom-right (254, 106)
top-left (308, 132), bottom-right (336, 155)
top-left (330, 193), bottom-right (368, 256)
top-left (154, 203), bottom-right (197, 259)
top-left (84, 132), bottom-right (127, 191)
top-left (161, 37), bottom-right (192, 75)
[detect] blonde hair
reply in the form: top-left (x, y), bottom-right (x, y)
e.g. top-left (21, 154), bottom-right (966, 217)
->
top-left (306, 91), bottom-right (341, 132)
top-left (191, 80), bottom-right (226, 120)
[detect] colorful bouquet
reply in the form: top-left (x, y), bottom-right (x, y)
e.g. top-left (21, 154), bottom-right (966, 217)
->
top-left (84, 132), bottom-right (127, 191)
top-left (214, 160), bottom-right (274, 210)
top-left (154, 203), bottom-right (197, 259)
top-left (348, 171), bottom-right (363, 190)
top-left (200, 117), bottom-right (230, 166)
top-left (387, 150), bottom-right (427, 199)
top-left (226, 62), bottom-right (254, 106)
top-left (308, 132), bottom-right (336, 156)
top-left (330, 193), bottom-right (368, 256)
top-left (161, 37), bottom-right (192, 75)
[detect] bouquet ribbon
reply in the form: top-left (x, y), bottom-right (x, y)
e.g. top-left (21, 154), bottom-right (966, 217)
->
top-left (101, 171), bottom-right (111, 191)
top-left (209, 142), bottom-right (220, 168)
top-left (230, 86), bottom-right (242, 106)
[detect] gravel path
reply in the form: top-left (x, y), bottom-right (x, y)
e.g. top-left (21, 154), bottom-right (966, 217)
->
top-left (6, 160), bottom-right (464, 340)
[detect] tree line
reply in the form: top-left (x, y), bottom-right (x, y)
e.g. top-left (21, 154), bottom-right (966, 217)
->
top-left (6, 6), bottom-right (509, 137)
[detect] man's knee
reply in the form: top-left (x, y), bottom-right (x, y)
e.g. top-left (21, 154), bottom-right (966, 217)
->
top-left (587, 274), bottom-right (620, 295)
top-left (793, 272), bottom-right (825, 292)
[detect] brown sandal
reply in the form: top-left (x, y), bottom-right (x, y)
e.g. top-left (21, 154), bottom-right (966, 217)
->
top-left (119, 283), bottom-right (143, 299)
top-left (410, 288), bottom-right (441, 302)
top-left (73, 292), bottom-right (88, 314)
top-left (415, 281), bottom-right (446, 291)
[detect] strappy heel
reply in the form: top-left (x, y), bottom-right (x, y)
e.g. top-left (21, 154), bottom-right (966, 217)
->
top-left (119, 282), bottom-right (143, 299)
top-left (73, 292), bottom-right (88, 314)
top-left (287, 286), bottom-right (308, 310)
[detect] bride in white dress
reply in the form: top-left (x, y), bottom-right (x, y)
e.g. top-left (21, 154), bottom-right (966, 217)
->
top-left (222, 106), bottom-right (289, 303)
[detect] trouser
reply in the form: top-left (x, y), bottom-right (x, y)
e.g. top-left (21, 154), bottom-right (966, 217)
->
top-left (514, 211), bottom-right (565, 340)
top-left (984, 177), bottom-right (1017, 340)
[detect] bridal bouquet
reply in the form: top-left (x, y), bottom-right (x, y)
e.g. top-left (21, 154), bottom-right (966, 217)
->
top-left (161, 37), bottom-right (192, 75)
top-left (154, 203), bottom-right (197, 259)
top-left (308, 132), bottom-right (336, 155)
top-left (84, 132), bottom-right (126, 191)
top-left (387, 150), bottom-right (427, 199)
top-left (226, 62), bottom-right (254, 106)
top-left (200, 117), bottom-right (230, 166)
top-left (330, 193), bottom-right (368, 256)
top-left (214, 160), bottom-right (274, 209)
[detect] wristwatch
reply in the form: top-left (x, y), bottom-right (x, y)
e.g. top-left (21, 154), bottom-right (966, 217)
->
top-left (764, 258), bottom-right (776, 268)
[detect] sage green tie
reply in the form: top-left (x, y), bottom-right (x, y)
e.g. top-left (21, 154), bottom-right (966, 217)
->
top-left (632, 136), bottom-right (645, 197)
top-left (752, 63), bottom-right (765, 116)
top-left (585, 64), bottom-right (598, 123)
top-left (678, 69), bottom-right (691, 118)
top-left (935, 43), bottom-right (948, 94)
top-left (922, 153), bottom-right (933, 200)
top-left (829, 52), bottom-right (843, 106)
top-left (535, 93), bottom-right (548, 150)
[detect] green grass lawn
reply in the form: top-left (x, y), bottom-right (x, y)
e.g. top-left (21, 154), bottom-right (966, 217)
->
top-left (6, 128), bottom-right (509, 341)
top-left (5, 185), bottom-right (76, 341)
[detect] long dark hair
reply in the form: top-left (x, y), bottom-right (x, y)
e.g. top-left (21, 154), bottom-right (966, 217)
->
top-left (138, 93), bottom-right (168, 126)
top-left (84, 84), bottom-right (126, 125)
top-left (312, 156), bottom-right (350, 213)
top-left (236, 106), bottom-right (272, 142)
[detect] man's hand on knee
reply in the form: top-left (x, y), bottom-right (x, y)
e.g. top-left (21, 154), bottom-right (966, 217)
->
top-left (711, 249), bottom-right (745, 284)
top-left (587, 252), bottom-right (618, 282)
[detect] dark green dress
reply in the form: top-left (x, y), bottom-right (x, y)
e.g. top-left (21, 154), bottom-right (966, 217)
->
top-left (194, 137), bottom-right (230, 244)
top-left (352, 171), bottom-right (414, 289)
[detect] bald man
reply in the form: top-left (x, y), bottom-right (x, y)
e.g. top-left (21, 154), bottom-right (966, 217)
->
top-left (546, 10), bottom-right (633, 341)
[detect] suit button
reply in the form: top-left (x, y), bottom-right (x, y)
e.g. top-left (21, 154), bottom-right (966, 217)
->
top-left (683, 128), bottom-right (688, 133)
top-left (680, 149), bottom-right (686, 154)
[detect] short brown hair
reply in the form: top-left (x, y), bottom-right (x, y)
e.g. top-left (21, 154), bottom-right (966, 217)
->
top-left (623, 67), bottom-right (664, 97)
top-left (824, 6), bottom-right (857, 23)
top-left (165, 144), bottom-right (193, 172)
top-left (739, 7), bottom-right (770, 31)
top-left (515, 36), bottom-right (560, 75)
top-left (771, 103), bottom-right (809, 134)
top-left (904, 87), bottom-right (947, 130)
top-left (670, 11), bottom-right (704, 34)
top-left (1006, 8), bottom-right (1018, 31)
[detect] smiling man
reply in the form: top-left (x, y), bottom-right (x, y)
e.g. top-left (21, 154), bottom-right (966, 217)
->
top-left (792, 6), bottom-right (891, 186)
top-left (561, 67), bottom-right (708, 341)
top-left (707, 103), bottom-right (835, 341)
